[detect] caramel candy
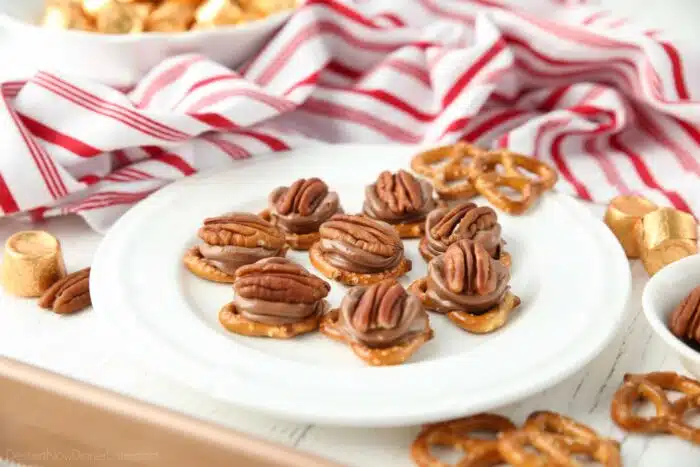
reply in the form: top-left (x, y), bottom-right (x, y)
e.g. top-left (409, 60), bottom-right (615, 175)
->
top-left (239, 0), bottom-right (297, 16)
top-left (1, 231), bottom-right (67, 298)
top-left (40, 2), bottom-right (94, 31)
top-left (604, 195), bottom-right (658, 258)
top-left (194, 0), bottom-right (243, 28)
top-left (636, 207), bottom-right (698, 276)
top-left (145, 0), bottom-right (197, 32)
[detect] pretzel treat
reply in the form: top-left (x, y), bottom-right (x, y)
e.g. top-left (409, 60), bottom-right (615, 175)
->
top-left (411, 413), bottom-right (516, 467)
top-left (320, 281), bottom-right (433, 366)
top-left (363, 170), bottom-right (442, 238)
top-left (611, 372), bottom-right (700, 444)
top-left (309, 215), bottom-right (411, 286)
top-left (263, 178), bottom-right (343, 250)
top-left (410, 240), bottom-right (519, 334)
top-left (219, 257), bottom-right (330, 339)
top-left (184, 212), bottom-right (288, 283)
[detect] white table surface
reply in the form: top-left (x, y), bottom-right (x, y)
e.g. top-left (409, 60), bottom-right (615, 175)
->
top-left (2, 1), bottom-right (700, 466)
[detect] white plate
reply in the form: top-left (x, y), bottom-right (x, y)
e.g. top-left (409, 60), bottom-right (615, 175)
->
top-left (91, 144), bottom-right (631, 427)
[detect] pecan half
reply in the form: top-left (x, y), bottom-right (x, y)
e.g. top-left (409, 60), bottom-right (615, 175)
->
top-left (235, 258), bottom-right (330, 304)
top-left (430, 203), bottom-right (498, 243)
top-left (38, 267), bottom-right (91, 314)
top-left (320, 214), bottom-right (402, 258)
top-left (275, 178), bottom-right (329, 216)
top-left (669, 286), bottom-right (700, 343)
top-left (352, 280), bottom-right (405, 332)
top-left (199, 212), bottom-right (286, 249)
top-left (375, 170), bottom-right (424, 215)
top-left (444, 241), bottom-right (497, 296)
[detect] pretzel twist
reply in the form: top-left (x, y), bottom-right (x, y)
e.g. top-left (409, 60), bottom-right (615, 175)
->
top-left (410, 145), bottom-right (557, 215)
top-left (611, 372), bottom-right (700, 444)
top-left (410, 413), bottom-right (515, 467)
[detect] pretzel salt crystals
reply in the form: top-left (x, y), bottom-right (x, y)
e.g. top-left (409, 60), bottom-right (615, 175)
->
top-left (611, 372), bottom-right (700, 444)
top-left (411, 414), bottom-right (515, 467)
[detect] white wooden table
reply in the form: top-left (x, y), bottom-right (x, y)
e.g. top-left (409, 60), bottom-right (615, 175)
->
top-left (2, 0), bottom-right (700, 465)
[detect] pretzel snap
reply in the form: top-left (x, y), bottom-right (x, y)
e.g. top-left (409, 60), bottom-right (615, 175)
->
top-left (473, 173), bottom-right (538, 216)
top-left (611, 372), bottom-right (700, 444)
top-left (411, 143), bottom-right (485, 201)
top-left (411, 413), bottom-right (516, 467)
top-left (491, 150), bottom-right (558, 191)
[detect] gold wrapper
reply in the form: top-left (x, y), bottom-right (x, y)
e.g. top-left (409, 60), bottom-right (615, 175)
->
top-left (145, 0), bottom-right (197, 32)
top-left (0, 231), bottom-right (67, 298)
top-left (194, 0), bottom-right (243, 28)
top-left (604, 195), bottom-right (658, 258)
top-left (40, 3), bottom-right (94, 31)
top-left (636, 207), bottom-right (698, 276)
top-left (94, 1), bottom-right (152, 34)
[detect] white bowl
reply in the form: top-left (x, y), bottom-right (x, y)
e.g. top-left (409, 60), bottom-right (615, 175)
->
top-left (642, 254), bottom-right (700, 378)
top-left (0, 0), bottom-right (292, 86)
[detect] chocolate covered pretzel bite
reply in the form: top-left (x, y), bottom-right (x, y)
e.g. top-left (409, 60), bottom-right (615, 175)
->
top-left (262, 177), bottom-right (343, 250)
top-left (184, 212), bottom-right (288, 283)
top-left (219, 257), bottom-right (330, 338)
top-left (419, 202), bottom-right (509, 267)
top-left (309, 214), bottom-right (412, 286)
top-left (321, 280), bottom-right (433, 366)
top-left (363, 170), bottom-right (439, 238)
top-left (410, 239), bottom-right (520, 334)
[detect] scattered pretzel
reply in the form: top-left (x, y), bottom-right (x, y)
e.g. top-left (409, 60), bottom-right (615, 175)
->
top-left (410, 144), bottom-right (558, 215)
top-left (411, 413), bottom-right (515, 467)
top-left (611, 372), bottom-right (700, 445)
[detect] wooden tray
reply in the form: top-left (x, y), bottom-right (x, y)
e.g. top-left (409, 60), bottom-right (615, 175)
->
top-left (0, 356), bottom-right (340, 467)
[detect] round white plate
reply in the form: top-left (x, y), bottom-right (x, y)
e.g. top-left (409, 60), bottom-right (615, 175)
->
top-left (91, 144), bottom-right (631, 427)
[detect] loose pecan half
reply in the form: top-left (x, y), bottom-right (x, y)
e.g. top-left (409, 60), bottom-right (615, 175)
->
top-left (235, 257), bottom-right (330, 304)
top-left (199, 212), bottom-right (286, 249)
top-left (430, 203), bottom-right (498, 244)
top-left (669, 286), bottom-right (700, 344)
top-left (38, 267), bottom-right (91, 314)
top-left (320, 214), bottom-right (402, 259)
top-left (275, 178), bottom-right (329, 216)
top-left (375, 170), bottom-right (424, 215)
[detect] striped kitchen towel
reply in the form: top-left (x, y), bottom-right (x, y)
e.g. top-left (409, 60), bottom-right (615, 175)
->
top-left (1, 0), bottom-right (699, 232)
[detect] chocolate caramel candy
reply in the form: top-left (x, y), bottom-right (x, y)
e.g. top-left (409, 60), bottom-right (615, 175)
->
top-left (636, 207), bottom-right (698, 276)
top-left (268, 178), bottom-right (341, 235)
top-left (363, 170), bottom-right (436, 225)
top-left (604, 195), bottom-right (657, 258)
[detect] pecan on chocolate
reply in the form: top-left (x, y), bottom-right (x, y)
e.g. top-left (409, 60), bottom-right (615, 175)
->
top-left (375, 170), bottom-right (424, 215)
top-left (443, 240), bottom-right (497, 296)
top-left (38, 267), bottom-right (91, 314)
top-left (669, 286), bottom-right (700, 344)
top-left (199, 212), bottom-right (286, 249)
top-left (339, 280), bottom-right (427, 347)
top-left (430, 203), bottom-right (498, 244)
top-left (275, 178), bottom-right (329, 216)
top-left (320, 214), bottom-right (403, 261)
top-left (235, 257), bottom-right (330, 304)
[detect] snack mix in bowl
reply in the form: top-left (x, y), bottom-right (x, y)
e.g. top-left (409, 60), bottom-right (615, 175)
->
top-left (39, 0), bottom-right (299, 34)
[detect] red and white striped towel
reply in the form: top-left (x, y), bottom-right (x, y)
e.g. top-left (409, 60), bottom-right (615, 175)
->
top-left (1, 0), bottom-right (699, 232)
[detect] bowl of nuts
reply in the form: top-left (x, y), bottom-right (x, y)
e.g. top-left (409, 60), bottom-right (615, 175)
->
top-left (642, 253), bottom-right (700, 378)
top-left (0, 0), bottom-right (298, 86)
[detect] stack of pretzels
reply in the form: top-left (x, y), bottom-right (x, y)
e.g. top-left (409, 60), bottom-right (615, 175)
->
top-left (411, 143), bottom-right (558, 215)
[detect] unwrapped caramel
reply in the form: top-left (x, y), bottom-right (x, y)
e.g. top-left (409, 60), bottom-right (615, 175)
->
top-left (0, 231), bottom-right (67, 298)
top-left (604, 195), bottom-right (658, 258)
top-left (635, 207), bottom-right (698, 276)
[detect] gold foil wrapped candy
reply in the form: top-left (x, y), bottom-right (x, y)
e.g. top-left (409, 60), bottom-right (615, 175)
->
top-left (40, 2), bottom-right (94, 31)
top-left (635, 207), bottom-right (698, 276)
top-left (1, 231), bottom-right (67, 298)
top-left (94, 1), bottom-right (153, 34)
top-left (193, 0), bottom-right (243, 29)
top-left (604, 195), bottom-right (658, 258)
